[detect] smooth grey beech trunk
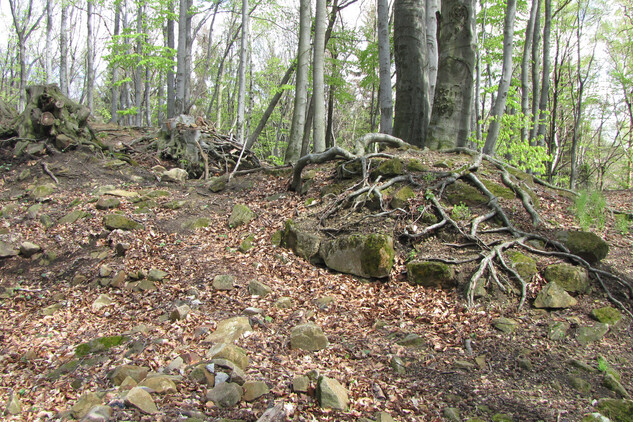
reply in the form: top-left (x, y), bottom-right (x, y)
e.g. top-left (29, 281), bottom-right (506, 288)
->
top-left (60, 4), bottom-right (69, 97)
top-left (426, 0), bottom-right (440, 107)
top-left (312, 0), bottom-right (327, 153)
top-left (236, 0), bottom-right (249, 144)
top-left (285, 0), bottom-right (311, 163)
top-left (377, 0), bottom-right (393, 135)
top-left (86, 0), bottom-right (95, 112)
top-left (483, 0), bottom-right (517, 155)
top-left (393, 0), bottom-right (430, 147)
top-left (110, 1), bottom-right (120, 124)
top-left (427, 0), bottom-right (476, 150)
top-left (520, 0), bottom-right (539, 145)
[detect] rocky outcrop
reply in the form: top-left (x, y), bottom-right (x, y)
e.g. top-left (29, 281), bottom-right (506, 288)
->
top-left (543, 263), bottom-right (589, 293)
top-left (556, 230), bottom-right (609, 264)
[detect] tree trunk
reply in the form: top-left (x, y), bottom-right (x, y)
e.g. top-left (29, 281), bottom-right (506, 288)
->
top-left (145, 67), bottom-right (151, 126)
top-left (175, 0), bottom-right (193, 115)
top-left (377, 0), bottom-right (393, 134)
top-left (285, 0), bottom-right (311, 163)
top-left (482, 0), bottom-right (517, 155)
top-left (520, 0), bottom-right (539, 145)
top-left (529, 0), bottom-right (541, 145)
top-left (236, 0), bottom-right (249, 144)
top-left (393, 0), bottom-right (430, 148)
top-left (60, 4), bottom-right (69, 96)
top-left (45, 0), bottom-right (53, 84)
top-left (426, 0), bottom-right (440, 107)
top-left (86, 0), bottom-right (95, 112)
top-left (427, 0), bottom-right (476, 150)
top-left (246, 63), bottom-right (296, 150)
top-left (536, 0), bottom-right (551, 146)
top-left (135, 2), bottom-right (144, 126)
top-left (110, 1), bottom-right (121, 124)
top-left (166, 0), bottom-right (176, 119)
top-left (312, 0), bottom-right (327, 153)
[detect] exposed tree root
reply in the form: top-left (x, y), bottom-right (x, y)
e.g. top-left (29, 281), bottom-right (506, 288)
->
top-left (289, 139), bottom-right (633, 315)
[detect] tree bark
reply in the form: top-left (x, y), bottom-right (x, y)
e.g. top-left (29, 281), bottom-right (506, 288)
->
top-left (110, 1), bottom-right (121, 124)
top-left (312, 0), bottom-right (327, 153)
top-left (166, 0), bottom-right (176, 119)
top-left (60, 4), bottom-right (69, 96)
top-left (426, 0), bottom-right (440, 107)
top-left (482, 0), bottom-right (517, 155)
top-left (45, 0), bottom-right (53, 84)
top-left (135, 2), bottom-right (144, 126)
top-left (536, 0), bottom-right (551, 147)
top-left (520, 0), bottom-right (539, 145)
top-left (427, 0), bottom-right (476, 150)
top-left (285, 0), bottom-right (311, 163)
top-left (393, 0), bottom-right (430, 148)
top-left (86, 0), bottom-right (95, 112)
top-left (175, 0), bottom-right (193, 115)
top-left (236, 0), bottom-right (249, 144)
top-left (529, 0), bottom-right (542, 145)
top-left (377, 0), bottom-right (393, 134)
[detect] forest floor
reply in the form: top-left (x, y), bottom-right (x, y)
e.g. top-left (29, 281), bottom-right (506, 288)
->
top-left (0, 124), bottom-right (632, 422)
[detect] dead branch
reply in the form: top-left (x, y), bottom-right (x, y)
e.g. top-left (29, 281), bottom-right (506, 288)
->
top-left (290, 146), bottom-right (357, 192)
top-left (41, 162), bottom-right (59, 184)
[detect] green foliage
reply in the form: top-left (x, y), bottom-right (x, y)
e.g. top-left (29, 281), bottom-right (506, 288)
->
top-left (574, 190), bottom-right (606, 230)
top-left (451, 202), bottom-right (471, 221)
top-left (614, 214), bottom-right (631, 234)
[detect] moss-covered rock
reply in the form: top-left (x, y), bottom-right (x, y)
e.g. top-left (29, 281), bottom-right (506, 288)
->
top-left (446, 180), bottom-right (488, 206)
top-left (556, 230), bottom-right (609, 264)
top-left (407, 261), bottom-right (456, 288)
top-left (238, 234), bottom-right (255, 253)
top-left (271, 230), bottom-right (283, 246)
top-left (371, 158), bottom-right (404, 179)
top-left (228, 204), bottom-right (255, 227)
top-left (591, 306), bottom-right (623, 325)
top-left (507, 251), bottom-right (537, 280)
top-left (75, 335), bottom-right (127, 357)
top-left (543, 263), bottom-right (589, 293)
top-left (533, 282), bottom-right (577, 308)
top-left (281, 219), bottom-right (322, 263)
top-left (407, 159), bottom-right (428, 172)
top-left (183, 217), bottom-right (211, 229)
top-left (104, 214), bottom-right (143, 230)
top-left (482, 179), bottom-right (515, 200)
top-left (391, 185), bottom-right (415, 209)
top-left (30, 183), bottom-right (56, 200)
top-left (319, 233), bottom-right (395, 278)
top-left (59, 210), bottom-right (89, 225)
top-left (595, 398), bottom-right (633, 421)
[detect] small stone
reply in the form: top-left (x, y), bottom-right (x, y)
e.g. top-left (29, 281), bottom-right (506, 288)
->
top-left (5, 392), bottom-right (22, 415)
top-left (119, 376), bottom-right (137, 390)
top-left (603, 373), bottom-right (630, 398)
top-left (316, 376), bottom-right (349, 410)
top-left (110, 365), bottom-right (149, 385)
top-left (242, 381), bottom-right (269, 401)
top-left (390, 355), bottom-right (406, 374)
top-left (96, 197), bottom-right (121, 210)
top-left (59, 210), bottom-right (88, 225)
top-left (454, 360), bottom-right (476, 370)
top-left (204, 317), bottom-right (252, 344)
top-left (125, 387), bottom-right (158, 414)
top-left (0, 241), bottom-right (19, 258)
top-left (19, 241), bottom-right (41, 257)
top-left (170, 304), bottom-right (191, 321)
top-left (290, 323), bottom-right (329, 351)
top-left (215, 371), bottom-right (230, 384)
top-left (148, 268), bottom-right (168, 281)
top-left (293, 375), bottom-right (310, 393)
top-left (71, 392), bottom-right (102, 419)
top-left (243, 307), bottom-right (263, 315)
top-left (91, 294), bottom-right (113, 312)
top-left (206, 382), bottom-right (243, 408)
top-left (274, 296), bottom-right (294, 309)
top-left (375, 412), bottom-right (396, 422)
top-left (577, 323), bottom-right (609, 345)
top-left (213, 274), bottom-right (235, 290)
top-left (206, 343), bottom-right (249, 370)
top-left (315, 296), bottom-right (335, 309)
top-left (136, 280), bottom-right (156, 292)
top-left (103, 214), bottom-right (143, 231)
top-left (139, 376), bottom-right (178, 394)
top-left (533, 282), bottom-right (578, 309)
top-left (82, 405), bottom-right (113, 422)
top-left (591, 307), bottom-right (623, 325)
top-left (115, 243), bottom-right (130, 256)
top-left (248, 280), bottom-right (272, 297)
top-left (548, 321), bottom-right (570, 341)
top-left (569, 376), bottom-right (592, 394)
top-left (99, 265), bottom-right (114, 278)
top-left (492, 317), bottom-right (518, 333)
top-left (166, 357), bottom-right (184, 373)
top-left (397, 333), bottom-right (425, 347)
top-left (518, 357), bottom-right (533, 371)
top-left (162, 168), bottom-right (188, 182)
top-left (228, 204), bottom-right (255, 227)
top-left (42, 303), bottom-right (63, 316)
top-left (443, 407), bottom-right (461, 422)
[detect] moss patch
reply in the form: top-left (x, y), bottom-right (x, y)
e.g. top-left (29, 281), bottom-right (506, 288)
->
top-left (360, 234), bottom-right (395, 278)
top-left (391, 186), bottom-right (415, 209)
top-left (407, 261), bottom-right (456, 288)
top-left (482, 180), bottom-right (515, 200)
top-left (445, 180), bottom-right (488, 206)
top-left (595, 398), bottom-right (633, 422)
top-left (591, 307), bottom-right (623, 325)
top-left (407, 159), bottom-right (428, 172)
top-left (75, 335), bottom-right (127, 357)
top-left (371, 158), bottom-right (404, 179)
top-left (506, 251), bottom-right (537, 279)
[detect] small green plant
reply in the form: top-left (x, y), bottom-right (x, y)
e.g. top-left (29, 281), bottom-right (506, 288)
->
top-left (597, 355), bottom-right (609, 372)
top-left (614, 214), bottom-right (631, 235)
top-left (574, 190), bottom-right (606, 230)
top-left (451, 202), bottom-right (471, 221)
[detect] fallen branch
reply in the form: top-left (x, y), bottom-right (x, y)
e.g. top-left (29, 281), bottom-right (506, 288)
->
top-left (41, 162), bottom-right (59, 184)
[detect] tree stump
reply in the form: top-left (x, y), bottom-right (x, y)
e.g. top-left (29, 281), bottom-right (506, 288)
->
top-left (0, 98), bottom-right (17, 137)
top-left (15, 84), bottom-right (92, 150)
